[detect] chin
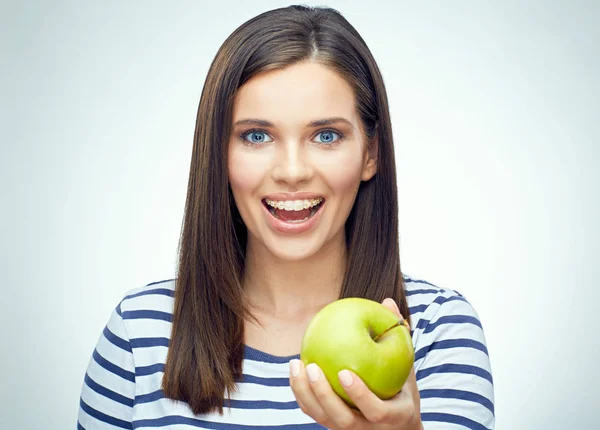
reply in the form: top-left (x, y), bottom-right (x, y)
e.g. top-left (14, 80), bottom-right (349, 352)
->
top-left (263, 237), bottom-right (327, 262)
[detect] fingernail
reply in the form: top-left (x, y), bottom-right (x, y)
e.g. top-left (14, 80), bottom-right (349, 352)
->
top-left (289, 359), bottom-right (300, 377)
top-left (306, 363), bottom-right (320, 382)
top-left (338, 369), bottom-right (353, 387)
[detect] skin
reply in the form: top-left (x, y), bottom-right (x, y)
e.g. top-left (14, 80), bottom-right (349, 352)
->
top-left (228, 61), bottom-right (423, 429)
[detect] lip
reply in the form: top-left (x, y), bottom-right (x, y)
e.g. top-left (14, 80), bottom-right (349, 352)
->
top-left (261, 198), bottom-right (326, 234)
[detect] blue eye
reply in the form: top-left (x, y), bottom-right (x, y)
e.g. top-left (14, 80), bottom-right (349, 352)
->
top-left (241, 130), bottom-right (273, 145)
top-left (314, 130), bottom-right (342, 145)
top-left (239, 128), bottom-right (343, 146)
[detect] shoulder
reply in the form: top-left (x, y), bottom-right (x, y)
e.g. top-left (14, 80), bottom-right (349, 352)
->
top-left (403, 273), bottom-right (472, 321)
top-left (117, 279), bottom-right (177, 340)
top-left (118, 278), bottom-right (176, 313)
top-left (403, 273), bottom-right (485, 345)
top-left (403, 275), bottom-right (495, 428)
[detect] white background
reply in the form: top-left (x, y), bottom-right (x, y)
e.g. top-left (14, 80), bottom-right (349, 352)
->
top-left (2, 0), bottom-right (599, 428)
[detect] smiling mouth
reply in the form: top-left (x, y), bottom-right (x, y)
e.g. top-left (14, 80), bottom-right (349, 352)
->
top-left (262, 198), bottom-right (325, 223)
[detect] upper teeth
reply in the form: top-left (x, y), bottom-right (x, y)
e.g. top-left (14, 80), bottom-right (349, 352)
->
top-left (265, 198), bottom-right (323, 211)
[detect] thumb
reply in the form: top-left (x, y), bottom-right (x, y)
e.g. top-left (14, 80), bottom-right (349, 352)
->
top-left (382, 298), bottom-right (411, 331)
top-left (381, 298), bottom-right (402, 318)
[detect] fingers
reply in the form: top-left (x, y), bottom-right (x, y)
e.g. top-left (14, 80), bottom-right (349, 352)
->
top-left (306, 363), bottom-right (358, 428)
top-left (289, 360), bottom-right (359, 428)
top-left (289, 359), bottom-right (328, 424)
top-left (338, 369), bottom-right (391, 424)
top-left (290, 359), bottom-right (420, 428)
top-left (341, 368), bottom-right (421, 427)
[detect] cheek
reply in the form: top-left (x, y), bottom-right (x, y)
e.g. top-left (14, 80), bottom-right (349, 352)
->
top-left (321, 151), bottom-right (365, 195)
top-left (228, 148), bottom-right (262, 195)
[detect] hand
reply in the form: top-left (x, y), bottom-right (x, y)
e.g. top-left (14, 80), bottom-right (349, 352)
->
top-left (289, 298), bottom-right (423, 429)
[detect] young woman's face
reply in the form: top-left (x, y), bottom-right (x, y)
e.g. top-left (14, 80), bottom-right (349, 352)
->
top-left (228, 61), bottom-right (377, 261)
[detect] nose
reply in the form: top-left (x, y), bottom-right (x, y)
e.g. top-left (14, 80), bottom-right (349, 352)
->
top-left (270, 140), bottom-right (313, 187)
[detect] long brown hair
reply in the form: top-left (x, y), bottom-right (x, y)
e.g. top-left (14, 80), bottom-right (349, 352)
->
top-left (162, 5), bottom-right (409, 415)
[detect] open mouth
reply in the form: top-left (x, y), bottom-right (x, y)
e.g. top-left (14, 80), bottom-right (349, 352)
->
top-left (262, 197), bottom-right (325, 223)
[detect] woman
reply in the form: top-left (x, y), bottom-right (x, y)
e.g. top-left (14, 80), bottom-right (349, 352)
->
top-left (78, 5), bottom-right (494, 429)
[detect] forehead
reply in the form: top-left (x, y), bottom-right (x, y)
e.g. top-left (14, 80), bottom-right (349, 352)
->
top-left (232, 61), bottom-right (358, 126)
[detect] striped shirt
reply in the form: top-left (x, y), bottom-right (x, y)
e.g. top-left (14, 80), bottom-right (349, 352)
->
top-left (78, 275), bottom-right (495, 429)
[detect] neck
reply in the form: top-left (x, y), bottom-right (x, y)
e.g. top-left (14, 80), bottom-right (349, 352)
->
top-left (243, 232), bottom-right (346, 318)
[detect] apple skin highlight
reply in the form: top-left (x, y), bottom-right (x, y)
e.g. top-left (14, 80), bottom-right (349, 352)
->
top-left (300, 298), bottom-right (415, 408)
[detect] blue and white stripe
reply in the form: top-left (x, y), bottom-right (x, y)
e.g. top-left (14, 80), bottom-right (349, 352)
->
top-left (77, 275), bottom-right (495, 429)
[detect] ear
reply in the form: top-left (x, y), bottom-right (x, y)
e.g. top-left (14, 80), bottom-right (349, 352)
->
top-left (361, 133), bottom-right (378, 181)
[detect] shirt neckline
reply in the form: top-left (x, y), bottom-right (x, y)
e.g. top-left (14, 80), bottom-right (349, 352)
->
top-left (243, 345), bottom-right (300, 364)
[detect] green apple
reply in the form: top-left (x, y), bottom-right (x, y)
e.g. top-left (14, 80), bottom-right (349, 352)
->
top-left (300, 298), bottom-right (414, 408)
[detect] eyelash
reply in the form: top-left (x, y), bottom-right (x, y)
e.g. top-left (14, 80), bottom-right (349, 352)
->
top-left (238, 128), bottom-right (345, 147)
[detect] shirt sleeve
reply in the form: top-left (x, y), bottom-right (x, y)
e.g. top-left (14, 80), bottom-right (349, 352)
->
top-left (77, 301), bottom-right (135, 429)
top-left (414, 294), bottom-right (495, 430)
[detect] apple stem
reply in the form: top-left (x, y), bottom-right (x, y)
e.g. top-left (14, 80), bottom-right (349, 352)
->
top-left (373, 318), bottom-right (410, 342)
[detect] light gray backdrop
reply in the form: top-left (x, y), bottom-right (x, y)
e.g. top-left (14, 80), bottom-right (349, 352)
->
top-left (2, 0), bottom-right (598, 428)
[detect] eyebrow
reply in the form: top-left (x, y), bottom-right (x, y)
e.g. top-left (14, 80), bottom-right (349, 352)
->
top-left (232, 117), bottom-right (354, 129)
